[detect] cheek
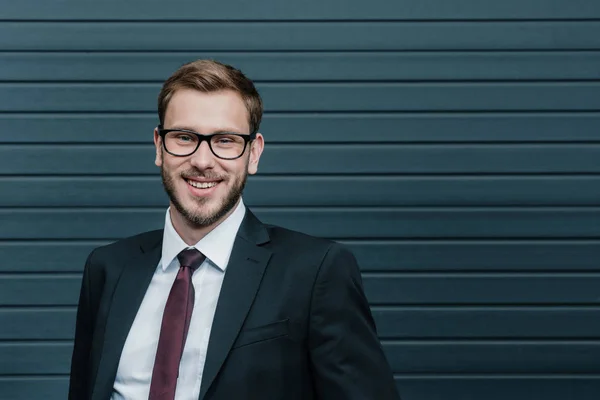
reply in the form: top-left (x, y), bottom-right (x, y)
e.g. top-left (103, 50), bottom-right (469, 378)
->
top-left (217, 159), bottom-right (246, 178)
top-left (163, 159), bottom-right (186, 178)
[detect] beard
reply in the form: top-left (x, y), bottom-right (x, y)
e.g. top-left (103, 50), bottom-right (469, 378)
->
top-left (160, 160), bottom-right (248, 228)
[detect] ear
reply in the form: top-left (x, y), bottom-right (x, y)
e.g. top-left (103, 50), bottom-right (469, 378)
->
top-left (154, 128), bottom-right (163, 167)
top-left (247, 133), bottom-right (264, 175)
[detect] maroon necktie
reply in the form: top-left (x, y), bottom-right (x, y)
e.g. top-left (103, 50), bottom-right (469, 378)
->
top-left (149, 248), bottom-right (206, 400)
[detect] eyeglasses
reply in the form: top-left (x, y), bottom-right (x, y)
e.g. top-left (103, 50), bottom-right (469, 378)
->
top-left (157, 125), bottom-right (257, 160)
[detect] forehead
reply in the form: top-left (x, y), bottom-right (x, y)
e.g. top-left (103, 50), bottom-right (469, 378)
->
top-left (164, 88), bottom-right (250, 134)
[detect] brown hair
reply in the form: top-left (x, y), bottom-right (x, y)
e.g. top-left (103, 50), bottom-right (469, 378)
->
top-left (158, 59), bottom-right (263, 134)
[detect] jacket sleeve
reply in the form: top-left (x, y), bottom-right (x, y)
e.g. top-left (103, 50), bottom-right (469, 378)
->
top-left (68, 249), bottom-right (97, 400)
top-left (308, 243), bottom-right (401, 399)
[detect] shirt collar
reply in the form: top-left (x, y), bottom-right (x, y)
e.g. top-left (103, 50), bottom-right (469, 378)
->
top-left (161, 198), bottom-right (246, 272)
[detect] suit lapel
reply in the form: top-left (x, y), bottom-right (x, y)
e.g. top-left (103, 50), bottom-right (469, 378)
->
top-left (91, 232), bottom-right (162, 400)
top-left (199, 210), bottom-right (272, 400)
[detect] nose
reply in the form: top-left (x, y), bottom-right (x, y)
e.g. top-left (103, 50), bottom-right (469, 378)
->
top-left (188, 140), bottom-right (216, 170)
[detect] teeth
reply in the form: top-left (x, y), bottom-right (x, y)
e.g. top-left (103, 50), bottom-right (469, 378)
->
top-left (188, 180), bottom-right (218, 189)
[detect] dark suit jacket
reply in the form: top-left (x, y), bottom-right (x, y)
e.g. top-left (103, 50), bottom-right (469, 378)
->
top-left (69, 209), bottom-right (400, 400)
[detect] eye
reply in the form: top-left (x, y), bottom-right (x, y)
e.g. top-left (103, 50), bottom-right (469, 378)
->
top-left (213, 134), bottom-right (242, 145)
top-left (176, 134), bottom-right (194, 142)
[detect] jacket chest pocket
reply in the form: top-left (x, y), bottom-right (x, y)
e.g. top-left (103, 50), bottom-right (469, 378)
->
top-left (232, 319), bottom-right (289, 349)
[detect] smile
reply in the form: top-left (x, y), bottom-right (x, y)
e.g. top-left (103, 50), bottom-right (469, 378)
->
top-left (186, 179), bottom-right (219, 189)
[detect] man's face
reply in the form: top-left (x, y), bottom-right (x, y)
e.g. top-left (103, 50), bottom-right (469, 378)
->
top-left (154, 88), bottom-right (264, 228)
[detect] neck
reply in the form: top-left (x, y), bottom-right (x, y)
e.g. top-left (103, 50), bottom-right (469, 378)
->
top-left (168, 200), bottom-right (240, 245)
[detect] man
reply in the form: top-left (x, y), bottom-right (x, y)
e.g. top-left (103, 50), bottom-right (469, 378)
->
top-left (69, 59), bottom-right (400, 400)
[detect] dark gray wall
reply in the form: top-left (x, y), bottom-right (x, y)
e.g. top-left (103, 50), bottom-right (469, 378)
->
top-left (1, 1), bottom-right (600, 399)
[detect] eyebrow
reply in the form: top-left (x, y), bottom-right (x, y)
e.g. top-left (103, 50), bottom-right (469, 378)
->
top-left (167, 126), bottom-right (248, 135)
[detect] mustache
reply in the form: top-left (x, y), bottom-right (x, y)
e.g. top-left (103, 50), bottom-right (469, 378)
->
top-left (180, 169), bottom-right (225, 181)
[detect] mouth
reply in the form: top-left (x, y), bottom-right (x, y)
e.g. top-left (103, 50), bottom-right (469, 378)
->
top-left (184, 177), bottom-right (223, 197)
top-left (186, 179), bottom-right (219, 189)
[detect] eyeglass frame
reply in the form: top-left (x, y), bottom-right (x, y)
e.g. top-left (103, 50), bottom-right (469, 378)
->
top-left (157, 125), bottom-right (257, 160)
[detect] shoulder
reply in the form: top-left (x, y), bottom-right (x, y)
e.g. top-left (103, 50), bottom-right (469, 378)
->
top-left (265, 224), bottom-right (333, 250)
top-left (264, 224), bottom-right (354, 267)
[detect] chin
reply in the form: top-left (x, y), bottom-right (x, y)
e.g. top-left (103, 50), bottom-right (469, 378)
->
top-left (175, 196), bottom-right (230, 228)
top-left (183, 200), bottom-right (217, 221)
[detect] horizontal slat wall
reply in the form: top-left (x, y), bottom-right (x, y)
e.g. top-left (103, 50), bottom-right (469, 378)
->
top-left (2, 113), bottom-right (600, 143)
top-left (2, 52), bottom-right (600, 82)
top-left (3, 83), bottom-right (600, 112)
top-left (2, 240), bottom-right (600, 272)
top-left (2, 0), bottom-right (600, 20)
top-left (3, 144), bottom-right (600, 174)
top-left (6, 306), bottom-right (600, 340)
top-left (2, 22), bottom-right (600, 51)
top-left (2, 208), bottom-right (600, 239)
top-left (4, 273), bottom-right (600, 306)
top-left (2, 176), bottom-right (600, 206)
top-left (2, 377), bottom-right (600, 400)
top-left (2, 2), bottom-right (599, 400)
top-left (4, 341), bottom-right (600, 374)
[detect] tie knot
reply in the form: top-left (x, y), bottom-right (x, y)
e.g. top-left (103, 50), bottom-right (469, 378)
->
top-left (177, 248), bottom-right (205, 271)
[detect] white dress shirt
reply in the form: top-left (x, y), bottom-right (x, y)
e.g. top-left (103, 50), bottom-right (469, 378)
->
top-left (111, 199), bottom-right (246, 400)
